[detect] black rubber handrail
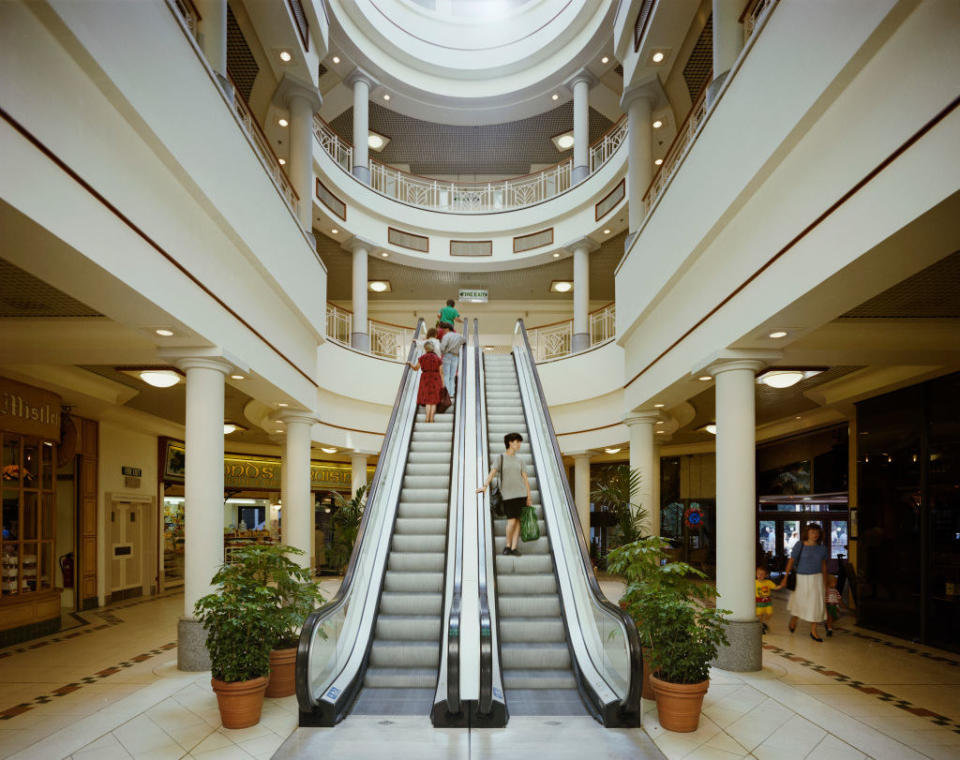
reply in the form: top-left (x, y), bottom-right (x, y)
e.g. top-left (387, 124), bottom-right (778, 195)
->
top-left (515, 319), bottom-right (643, 721)
top-left (296, 319), bottom-right (425, 718)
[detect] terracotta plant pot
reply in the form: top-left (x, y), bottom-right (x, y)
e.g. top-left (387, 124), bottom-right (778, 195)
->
top-left (641, 647), bottom-right (657, 700)
top-left (211, 676), bottom-right (268, 729)
top-left (265, 647), bottom-right (298, 698)
top-left (650, 673), bottom-right (709, 732)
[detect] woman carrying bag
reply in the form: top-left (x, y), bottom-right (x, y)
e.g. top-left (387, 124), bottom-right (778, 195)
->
top-left (778, 523), bottom-right (829, 641)
top-left (477, 432), bottom-right (531, 556)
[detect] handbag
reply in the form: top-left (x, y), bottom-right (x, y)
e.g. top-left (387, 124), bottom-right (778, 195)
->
top-left (490, 455), bottom-right (504, 518)
top-left (436, 386), bottom-right (452, 414)
top-left (786, 543), bottom-right (805, 591)
top-left (520, 504), bottom-right (540, 542)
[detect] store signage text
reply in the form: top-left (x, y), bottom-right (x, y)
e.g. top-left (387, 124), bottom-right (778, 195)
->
top-left (458, 289), bottom-right (488, 303)
top-left (0, 376), bottom-right (61, 442)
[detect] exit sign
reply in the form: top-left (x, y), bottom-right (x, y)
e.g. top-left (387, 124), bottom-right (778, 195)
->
top-left (459, 289), bottom-right (488, 303)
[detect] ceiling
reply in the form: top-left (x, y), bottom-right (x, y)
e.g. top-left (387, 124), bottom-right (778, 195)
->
top-left (318, 230), bottom-right (626, 301)
top-left (842, 249), bottom-right (960, 319)
top-left (0, 258), bottom-right (103, 318)
top-left (328, 101), bottom-right (615, 176)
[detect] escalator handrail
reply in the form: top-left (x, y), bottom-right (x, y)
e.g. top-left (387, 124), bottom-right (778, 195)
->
top-left (296, 319), bottom-right (425, 713)
top-left (514, 319), bottom-right (642, 717)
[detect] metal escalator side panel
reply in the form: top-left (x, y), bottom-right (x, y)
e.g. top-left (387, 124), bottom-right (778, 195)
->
top-left (296, 321), bottom-right (425, 726)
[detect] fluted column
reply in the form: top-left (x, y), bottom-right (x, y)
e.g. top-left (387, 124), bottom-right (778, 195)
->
top-left (280, 412), bottom-right (316, 569)
top-left (567, 236), bottom-right (599, 352)
top-left (624, 412), bottom-right (660, 537)
top-left (710, 0), bottom-right (744, 105)
top-left (351, 454), bottom-right (368, 496)
top-left (274, 76), bottom-right (323, 230)
top-left (572, 453), bottom-right (592, 540)
top-left (195, 0), bottom-right (228, 93)
top-left (347, 237), bottom-right (372, 351)
top-left (566, 71), bottom-right (595, 183)
top-left (175, 356), bottom-right (231, 671)
top-left (346, 69), bottom-right (377, 184)
top-left (620, 80), bottom-right (659, 237)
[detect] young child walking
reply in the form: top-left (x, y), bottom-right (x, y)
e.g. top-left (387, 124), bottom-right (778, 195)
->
top-left (825, 575), bottom-right (842, 636)
top-left (756, 567), bottom-right (776, 634)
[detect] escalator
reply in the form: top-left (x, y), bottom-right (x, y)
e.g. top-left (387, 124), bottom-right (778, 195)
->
top-left (476, 320), bottom-right (642, 726)
top-left (296, 323), bottom-right (468, 725)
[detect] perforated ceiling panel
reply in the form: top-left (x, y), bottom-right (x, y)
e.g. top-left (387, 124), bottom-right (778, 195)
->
top-left (0, 258), bottom-right (102, 318)
top-left (682, 14), bottom-right (713, 101)
top-left (316, 231), bottom-right (625, 301)
top-left (227, 6), bottom-right (258, 104)
top-left (329, 102), bottom-right (614, 176)
top-left (842, 250), bottom-right (960, 318)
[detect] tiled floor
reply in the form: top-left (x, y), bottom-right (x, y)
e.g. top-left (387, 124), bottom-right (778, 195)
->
top-left (0, 579), bottom-right (958, 759)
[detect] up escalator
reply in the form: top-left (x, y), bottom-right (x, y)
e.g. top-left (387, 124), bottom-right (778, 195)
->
top-left (296, 323), bottom-right (468, 725)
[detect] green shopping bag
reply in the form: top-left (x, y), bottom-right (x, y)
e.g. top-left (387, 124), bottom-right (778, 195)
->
top-left (520, 505), bottom-right (540, 542)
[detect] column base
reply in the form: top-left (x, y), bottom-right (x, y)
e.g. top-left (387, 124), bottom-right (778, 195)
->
top-left (713, 619), bottom-right (762, 672)
top-left (572, 164), bottom-right (589, 183)
top-left (178, 618), bottom-right (211, 672)
top-left (572, 332), bottom-right (590, 352)
top-left (351, 332), bottom-right (370, 352)
top-left (352, 165), bottom-right (371, 184)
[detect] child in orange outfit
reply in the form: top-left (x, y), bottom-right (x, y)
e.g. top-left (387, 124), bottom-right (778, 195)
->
top-left (756, 567), bottom-right (776, 634)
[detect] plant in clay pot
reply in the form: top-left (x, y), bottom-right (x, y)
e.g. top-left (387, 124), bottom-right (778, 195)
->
top-left (606, 536), bottom-right (729, 729)
top-left (227, 544), bottom-right (326, 698)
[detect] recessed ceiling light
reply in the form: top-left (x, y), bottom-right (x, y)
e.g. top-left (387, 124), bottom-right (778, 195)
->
top-left (654, 403), bottom-right (665, 408)
top-left (155, 328), bottom-right (174, 337)
top-left (231, 374), bottom-right (245, 380)
top-left (656, 420), bottom-right (663, 425)
top-left (321, 446), bottom-right (338, 453)
top-left (369, 280), bottom-right (391, 292)
top-left (139, 370), bottom-right (180, 388)
top-left (652, 119), bottom-right (663, 129)
top-left (332, 56), bottom-right (340, 64)
top-left (603, 229), bottom-right (611, 234)
top-left (279, 51), bottom-right (291, 62)
top-left (654, 158), bottom-right (663, 166)
top-left (368, 130), bottom-right (391, 151)
top-left (604, 447), bottom-right (621, 454)
top-left (383, 94), bottom-right (390, 100)
top-left (331, 228), bottom-right (339, 234)
top-left (552, 252), bottom-right (560, 258)
top-left (698, 375), bottom-right (712, 381)
top-left (552, 93), bottom-right (559, 100)
top-left (656, 430), bottom-right (665, 434)
top-left (277, 402), bottom-right (289, 407)
top-left (556, 134), bottom-right (574, 150)
top-left (278, 158), bottom-right (286, 165)
top-left (652, 51), bottom-right (665, 63)
top-left (278, 118), bottom-right (288, 127)
top-left (601, 56), bottom-right (609, 64)
top-left (550, 281), bottom-right (573, 293)
top-left (768, 330), bottom-right (788, 339)
top-left (381, 252), bottom-right (389, 257)
top-left (704, 423), bottom-right (717, 435)
top-left (795, 416), bottom-right (802, 420)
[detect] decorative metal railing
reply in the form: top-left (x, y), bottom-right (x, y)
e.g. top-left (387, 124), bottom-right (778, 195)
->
top-left (313, 116), bottom-right (627, 213)
top-left (325, 304), bottom-right (415, 362)
top-left (742, 0), bottom-right (775, 41)
top-left (526, 302), bottom-right (616, 362)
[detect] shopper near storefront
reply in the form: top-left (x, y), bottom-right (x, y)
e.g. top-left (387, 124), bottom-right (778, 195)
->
top-left (778, 523), bottom-right (829, 641)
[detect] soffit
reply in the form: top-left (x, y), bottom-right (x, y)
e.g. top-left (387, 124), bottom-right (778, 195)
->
top-left (0, 258), bottom-right (103, 318)
top-left (318, 231), bottom-right (625, 301)
top-left (842, 250), bottom-right (960, 319)
top-left (328, 101), bottom-right (614, 176)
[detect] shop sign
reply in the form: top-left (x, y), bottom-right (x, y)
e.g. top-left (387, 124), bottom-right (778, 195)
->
top-left (0, 376), bottom-right (61, 442)
top-left (121, 466), bottom-right (142, 477)
top-left (162, 441), bottom-right (369, 491)
top-left (458, 289), bottom-right (488, 303)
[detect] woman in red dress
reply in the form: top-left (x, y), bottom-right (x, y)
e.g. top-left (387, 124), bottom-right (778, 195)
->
top-left (408, 342), bottom-right (443, 422)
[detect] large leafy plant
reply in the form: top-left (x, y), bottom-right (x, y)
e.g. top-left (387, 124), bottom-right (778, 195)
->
top-left (606, 536), bottom-right (729, 684)
top-left (591, 465), bottom-right (647, 549)
top-left (329, 485), bottom-right (366, 572)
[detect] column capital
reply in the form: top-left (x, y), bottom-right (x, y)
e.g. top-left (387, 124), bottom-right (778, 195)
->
top-left (563, 235), bottom-right (600, 254)
top-left (343, 235), bottom-right (377, 254)
top-left (158, 348), bottom-right (243, 376)
top-left (693, 350), bottom-right (783, 379)
top-left (566, 450), bottom-right (592, 459)
top-left (623, 411), bottom-right (660, 427)
top-left (345, 68), bottom-right (378, 90)
top-left (275, 410), bottom-right (319, 427)
top-left (620, 74), bottom-right (666, 110)
top-left (272, 73), bottom-right (322, 112)
top-left (564, 69), bottom-right (597, 92)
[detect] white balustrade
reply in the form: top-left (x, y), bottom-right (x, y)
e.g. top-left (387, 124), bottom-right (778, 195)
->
top-left (368, 320), bottom-right (414, 362)
top-left (527, 303), bottom-right (616, 362)
top-left (743, 0), bottom-right (775, 42)
top-left (326, 304), bottom-right (352, 347)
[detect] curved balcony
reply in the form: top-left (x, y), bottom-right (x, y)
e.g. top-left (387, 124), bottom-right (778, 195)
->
top-left (526, 302), bottom-right (616, 362)
top-left (314, 116), bottom-right (627, 214)
top-left (326, 303), bottom-right (415, 361)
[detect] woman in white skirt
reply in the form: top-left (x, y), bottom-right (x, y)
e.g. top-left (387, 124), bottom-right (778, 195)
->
top-left (778, 523), bottom-right (829, 641)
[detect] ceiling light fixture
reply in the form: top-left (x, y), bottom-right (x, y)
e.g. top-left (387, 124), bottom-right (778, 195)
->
top-left (601, 56), bottom-right (609, 64)
top-left (603, 228), bottom-right (611, 234)
top-left (277, 402), bottom-right (289, 407)
top-left (656, 430), bottom-right (664, 434)
top-left (224, 423), bottom-right (247, 435)
top-left (654, 403), bottom-right (665, 408)
top-left (230, 374), bottom-right (245, 380)
top-left (652, 51), bottom-right (665, 63)
top-left (331, 228), bottom-right (339, 234)
top-left (552, 93), bottom-right (559, 100)
top-left (552, 252), bottom-right (561, 258)
top-left (279, 51), bottom-right (292, 62)
top-left (551, 131), bottom-right (574, 151)
top-left (139, 370), bottom-right (181, 388)
top-left (698, 375), bottom-right (712, 382)
top-left (652, 119), bottom-right (663, 129)
top-left (654, 158), bottom-right (663, 166)
top-left (768, 330), bottom-right (788, 339)
top-left (756, 369), bottom-right (823, 389)
top-left (278, 158), bottom-right (286, 165)
top-left (604, 447), bottom-right (621, 454)
top-left (381, 252), bottom-right (389, 257)
top-left (703, 423), bottom-right (717, 435)
top-left (368, 130), bottom-right (391, 151)
top-left (155, 328), bottom-right (174, 337)
top-left (332, 56), bottom-right (340, 64)
top-left (278, 118), bottom-right (288, 127)
top-left (550, 281), bottom-right (573, 293)
top-left (321, 447), bottom-right (338, 453)
top-left (383, 94), bottom-right (390, 100)
top-left (369, 280), bottom-right (391, 292)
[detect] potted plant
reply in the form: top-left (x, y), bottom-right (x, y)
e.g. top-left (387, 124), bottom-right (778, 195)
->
top-left (329, 485), bottom-right (366, 573)
top-left (226, 544), bottom-right (326, 698)
top-left (194, 564), bottom-right (275, 728)
top-left (591, 465), bottom-right (647, 551)
top-left (606, 537), bottom-right (729, 730)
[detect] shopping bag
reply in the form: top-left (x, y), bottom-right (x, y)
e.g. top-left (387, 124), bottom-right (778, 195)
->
top-left (520, 505), bottom-right (540, 542)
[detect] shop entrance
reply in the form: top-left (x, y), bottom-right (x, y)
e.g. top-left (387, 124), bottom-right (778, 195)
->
top-left (757, 494), bottom-right (849, 577)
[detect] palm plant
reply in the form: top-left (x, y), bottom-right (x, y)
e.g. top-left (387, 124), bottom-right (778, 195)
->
top-left (591, 465), bottom-right (647, 549)
top-left (329, 485), bottom-right (367, 572)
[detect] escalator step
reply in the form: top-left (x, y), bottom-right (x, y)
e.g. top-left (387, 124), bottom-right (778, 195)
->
top-left (384, 571), bottom-right (443, 593)
top-left (370, 640), bottom-right (440, 668)
top-left (501, 642), bottom-right (570, 670)
top-left (364, 667), bottom-right (439, 689)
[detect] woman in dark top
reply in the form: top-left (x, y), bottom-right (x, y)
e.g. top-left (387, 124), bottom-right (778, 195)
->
top-left (408, 342), bottom-right (443, 423)
top-left (778, 523), bottom-right (829, 641)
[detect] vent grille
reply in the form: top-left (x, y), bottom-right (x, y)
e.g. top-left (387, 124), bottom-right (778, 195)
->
top-left (683, 14), bottom-right (713, 102)
top-left (316, 179), bottom-right (346, 220)
top-left (513, 228), bottom-right (554, 253)
top-left (595, 179), bottom-right (625, 221)
top-left (388, 227), bottom-right (429, 253)
top-left (0, 259), bottom-right (103, 318)
top-left (633, 0), bottom-right (657, 51)
top-left (450, 240), bottom-right (493, 257)
top-left (843, 251), bottom-right (960, 318)
top-left (226, 7), bottom-right (259, 104)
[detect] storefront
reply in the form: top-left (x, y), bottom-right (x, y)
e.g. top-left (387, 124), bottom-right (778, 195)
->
top-left (158, 439), bottom-right (374, 588)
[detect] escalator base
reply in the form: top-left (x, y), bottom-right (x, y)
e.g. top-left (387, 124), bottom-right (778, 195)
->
top-left (503, 688), bottom-right (588, 716)
top-left (351, 687), bottom-right (436, 715)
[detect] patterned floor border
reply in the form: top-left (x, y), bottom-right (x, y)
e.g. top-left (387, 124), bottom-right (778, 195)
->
top-left (761, 642), bottom-right (960, 735)
top-left (833, 625), bottom-right (960, 668)
top-left (0, 641), bottom-right (178, 721)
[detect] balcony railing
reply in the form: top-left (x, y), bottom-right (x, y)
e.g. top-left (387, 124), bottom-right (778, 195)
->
top-left (526, 302), bottom-right (616, 362)
top-left (325, 304), bottom-right (415, 362)
top-left (313, 116), bottom-right (627, 214)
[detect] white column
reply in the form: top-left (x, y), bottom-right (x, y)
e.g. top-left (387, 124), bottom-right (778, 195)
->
top-left (624, 412), bottom-right (660, 537)
top-left (572, 243), bottom-right (590, 352)
top-left (349, 239), bottom-right (370, 352)
top-left (351, 454), bottom-right (368, 496)
top-left (710, 0), bottom-right (744, 104)
top-left (273, 76), bottom-right (322, 230)
top-left (711, 358), bottom-right (765, 671)
top-left (176, 356), bottom-right (230, 670)
top-left (572, 454), bottom-right (592, 540)
top-left (621, 85), bottom-right (655, 236)
top-left (280, 413), bottom-right (314, 569)
top-left (568, 71), bottom-right (594, 183)
top-left (195, 0), bottom-right (227, 86)
top-left (347, 70), bottom-right (375, 184)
